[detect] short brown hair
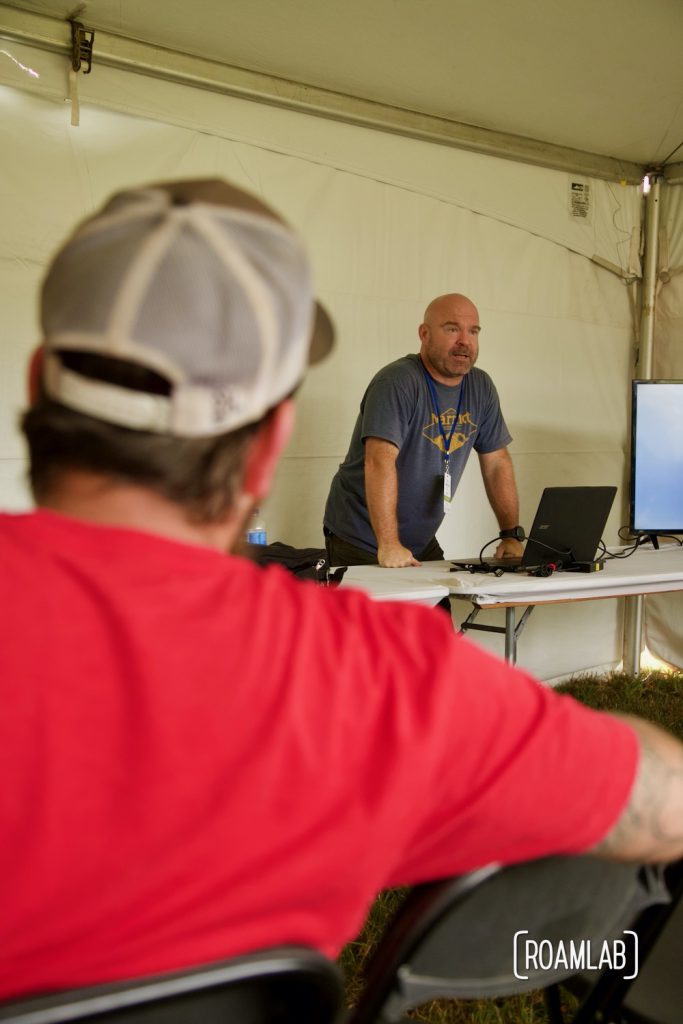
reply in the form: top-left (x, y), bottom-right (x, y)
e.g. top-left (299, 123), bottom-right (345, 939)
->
top-left (22, 352), bottom-right (260, 522)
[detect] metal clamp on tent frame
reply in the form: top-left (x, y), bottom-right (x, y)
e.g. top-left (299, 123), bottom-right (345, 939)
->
top-left (70, 20), bottom-right (95, 74)
top-left (67, 20), bottom-right (95, 127)
top-left (459, 605), bottom-right (535, 665)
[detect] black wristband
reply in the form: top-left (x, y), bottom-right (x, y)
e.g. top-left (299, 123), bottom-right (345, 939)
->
top-left (498, 526), bottom-right (525, 541)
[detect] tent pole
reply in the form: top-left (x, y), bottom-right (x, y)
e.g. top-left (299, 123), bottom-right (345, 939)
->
top-left (622, 177), bottom-right (662, 675)
top-left (637, 176), bottom-right (661, 379)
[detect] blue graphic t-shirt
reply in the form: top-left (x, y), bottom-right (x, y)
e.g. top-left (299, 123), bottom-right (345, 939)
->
top-left (324, 354), bottom-right (512, 555)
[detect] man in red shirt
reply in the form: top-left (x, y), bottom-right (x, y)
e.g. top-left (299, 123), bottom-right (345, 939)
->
top-left (1, 178), bottom-right (682, 1000)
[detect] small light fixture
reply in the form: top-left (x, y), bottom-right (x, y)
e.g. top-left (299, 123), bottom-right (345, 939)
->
top-left (642, 174), bottom-right (651, 194)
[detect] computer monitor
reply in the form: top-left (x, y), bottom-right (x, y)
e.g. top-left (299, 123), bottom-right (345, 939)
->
top-left (630, 380), bottom-right (683, 539)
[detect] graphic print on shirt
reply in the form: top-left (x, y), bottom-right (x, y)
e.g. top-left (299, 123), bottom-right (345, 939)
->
top-left (422, 410), bottom-right (478, 455)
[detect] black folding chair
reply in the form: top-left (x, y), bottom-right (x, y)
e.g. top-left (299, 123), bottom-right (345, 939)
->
top-left (347, 855), bottom-right (681, 1024)
top-left (568, 856), bottom-right (683, 1024)
top-left (0, 946), bottom-right (345, 1024)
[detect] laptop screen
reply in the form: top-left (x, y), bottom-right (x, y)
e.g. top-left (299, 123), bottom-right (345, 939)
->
top-left (522, 486), bottom-right (617, 568)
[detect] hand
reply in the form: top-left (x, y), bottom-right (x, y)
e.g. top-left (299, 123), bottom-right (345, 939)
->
top-left (377, 542), bottom-right (421, 568)
top-left (493, 537), bottom-right (524, 560)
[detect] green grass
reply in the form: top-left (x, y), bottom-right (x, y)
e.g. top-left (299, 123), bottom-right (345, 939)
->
top-left (339, 669), bottom-right (683, 1022)
top-left (557, 669), bottom-right (682, 736)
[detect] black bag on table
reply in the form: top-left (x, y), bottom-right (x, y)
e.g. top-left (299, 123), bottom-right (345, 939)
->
top-left (243, 541), bottom-right (346, 585)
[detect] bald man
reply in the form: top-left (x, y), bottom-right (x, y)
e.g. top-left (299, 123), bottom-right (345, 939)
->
top-left (324, 293), bottom-right (524, 568)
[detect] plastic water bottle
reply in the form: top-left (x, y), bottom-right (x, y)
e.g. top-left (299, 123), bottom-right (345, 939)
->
top-left (246, 508), bottom-right (267, 546)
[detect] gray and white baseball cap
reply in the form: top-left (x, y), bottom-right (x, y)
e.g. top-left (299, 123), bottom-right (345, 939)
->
top-left (40, 178), bottom-right (334, 436)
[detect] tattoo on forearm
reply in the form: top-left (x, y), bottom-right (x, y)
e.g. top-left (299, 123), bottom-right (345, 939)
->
top-left (594, 727), bottom-right (683, 859)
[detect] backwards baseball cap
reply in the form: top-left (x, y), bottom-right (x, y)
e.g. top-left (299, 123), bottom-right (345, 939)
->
top-left (39, 178), bottom-right (334, 436)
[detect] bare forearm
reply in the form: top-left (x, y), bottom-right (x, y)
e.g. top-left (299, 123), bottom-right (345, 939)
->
top-left (591, 715), bottom-right (683, 863)
top-left (479, 448), bottom-right (519, 530)
top-left (365, 455), bottom-right (400, 547)
top-left (364, 438), bottom-right (420, 567)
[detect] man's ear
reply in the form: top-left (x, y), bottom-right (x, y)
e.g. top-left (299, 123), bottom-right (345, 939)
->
top-left (418, 323), bottom-right (429, 345)
top-left (27, 345), bottom-right (45, 404)
top-left (242, 399), bottom-right (296, 500)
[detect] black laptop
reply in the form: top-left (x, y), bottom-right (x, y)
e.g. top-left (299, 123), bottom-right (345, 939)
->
top-left (451, 486), bottom-right (617, 573)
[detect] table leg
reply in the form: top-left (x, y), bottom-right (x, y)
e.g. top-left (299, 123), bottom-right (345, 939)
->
top-left (505, 608), bottom-right (517, 664)
top-left (622, 594), bottom-right (644, 675)
top-left (460, 605), bottom-right (534, 664)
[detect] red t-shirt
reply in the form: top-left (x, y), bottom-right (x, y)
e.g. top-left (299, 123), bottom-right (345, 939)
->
top-left (0, 510), bottom-right (638, 999)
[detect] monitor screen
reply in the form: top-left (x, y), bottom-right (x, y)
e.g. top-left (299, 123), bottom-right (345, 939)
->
top-left (630, 380), bottom-right (683, 535)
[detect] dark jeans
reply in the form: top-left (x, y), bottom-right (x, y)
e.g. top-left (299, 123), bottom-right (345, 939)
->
top-left (324, 529), bottom-right (444, 566)
top-left (323, 528), bottom-right (452, 616)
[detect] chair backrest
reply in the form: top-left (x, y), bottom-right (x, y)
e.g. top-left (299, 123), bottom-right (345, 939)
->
top-left (347, 856), bottom-right (672, 1024)
top-left (0, 947), bottom-right (345, 1024)
top-left (569, 855), bottom-right (683, 1024)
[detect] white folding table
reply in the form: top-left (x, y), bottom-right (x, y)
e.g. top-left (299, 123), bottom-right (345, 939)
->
top-left (339, 546), bottom-right (683, 663)
top-left (338, 564), bottom-right (450, 606)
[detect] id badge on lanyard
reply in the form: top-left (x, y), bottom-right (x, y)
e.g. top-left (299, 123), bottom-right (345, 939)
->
top-left (443, 456), bottom-right (453, 514)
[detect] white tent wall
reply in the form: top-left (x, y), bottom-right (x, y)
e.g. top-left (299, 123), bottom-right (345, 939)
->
top-left (643, 183), bottom-right (683, 669)
top-left (0, 42), bottom-right (642, 678)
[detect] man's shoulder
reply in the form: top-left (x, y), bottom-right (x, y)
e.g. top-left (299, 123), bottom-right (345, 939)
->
top-left (467, 366), bottom-right (495, 390)
top-left (368, 354), bottom-right (422, 390)
top-left (0, 510), bottom-right (42, 550)
top-left (465, 367), bottom-right (501, 404)
top-left (253, 565), bottom-right (457, 676)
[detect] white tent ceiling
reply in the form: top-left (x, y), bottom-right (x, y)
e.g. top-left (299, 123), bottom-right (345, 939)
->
top-left (2, 0), bottom-right (683, 183)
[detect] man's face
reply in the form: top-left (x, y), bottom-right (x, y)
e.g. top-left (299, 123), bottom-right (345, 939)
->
top-left (418, 295), bottom-right (480, 384)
